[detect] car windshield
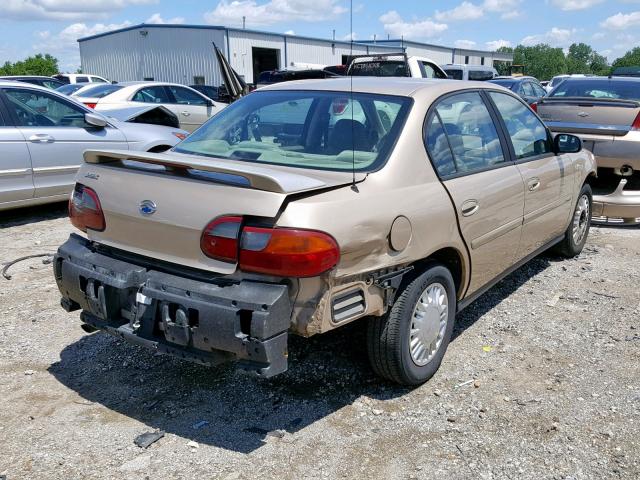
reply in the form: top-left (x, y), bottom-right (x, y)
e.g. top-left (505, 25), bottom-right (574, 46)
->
top-left (548, 80), bottom-right (640, 101)
top-left (443, 69), bottom-right (463, 80)
top-left (350, 61), bottom-right (408, 77)
top-left (76, 84), bottom-right (123, 98)
top-left (488, 79), bottom-right (516, 89)
top-left (174, 90), bottom-right (412, 172)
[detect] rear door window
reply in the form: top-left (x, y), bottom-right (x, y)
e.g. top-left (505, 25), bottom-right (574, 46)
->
top-left (132, 86), bottom-right (172, 103)
top-left (444, 69), bottom-right (463, 80)
top-left (532, 83), bottom-right (547, 97)
top-left (167, 86), bottom-right (209, 106)
top-left (424, 113), bottom-right (456, 176)
top-left (489, 91), bottom-right (552, 160)
top-left (419, 61), bottom-right (446, 79)
top-left (433, 91), bottom-right (505, 174)
top-left (522, 82), bottom-right (536, 97)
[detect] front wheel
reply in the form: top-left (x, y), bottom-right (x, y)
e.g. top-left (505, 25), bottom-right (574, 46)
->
top-left (367, 263), bottom-right (456, 385)
top-left (556, 184), bottom-right (592, 258)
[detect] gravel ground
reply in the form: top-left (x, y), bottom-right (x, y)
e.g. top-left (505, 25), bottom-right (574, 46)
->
top-left (1, 203), bottom-right (639, 480)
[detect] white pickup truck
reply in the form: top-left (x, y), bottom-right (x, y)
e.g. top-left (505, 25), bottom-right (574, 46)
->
top-left (348, 53), bottom-right (448, 79)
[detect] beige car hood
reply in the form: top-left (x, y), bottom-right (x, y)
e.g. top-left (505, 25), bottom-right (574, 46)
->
top-left (84, 149), bottom-right (366, 194)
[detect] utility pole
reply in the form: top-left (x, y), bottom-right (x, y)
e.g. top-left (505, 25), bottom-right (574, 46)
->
top-left (242, 16), bottom-right (246, 29)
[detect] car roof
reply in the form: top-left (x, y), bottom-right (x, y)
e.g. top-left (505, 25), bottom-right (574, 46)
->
top-left (0, 79), bottom-right (56, 89)
top-left (259, 77), bottom-right (501, 97)
top-left (492, 76), bottom-right (537, 82)
top-left (0, 75), bottom-right (57, 80)
top-left (560, 76), bottom-right (640, 82)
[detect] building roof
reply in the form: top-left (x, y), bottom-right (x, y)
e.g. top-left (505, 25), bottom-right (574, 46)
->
top-left (77, 23), bottom-right (509, 58)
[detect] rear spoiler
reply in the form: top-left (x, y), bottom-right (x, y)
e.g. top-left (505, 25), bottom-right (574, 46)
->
top-left (83, 150), bottom-right (361, 195)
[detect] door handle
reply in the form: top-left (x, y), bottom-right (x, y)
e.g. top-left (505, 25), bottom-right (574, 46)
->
top-left (181, 111), bottom-right (191, 116)
top-left (29, 134), bottom-right (54, 143)
top-left (528, 178), bottom-right (541, 191)
top-left (461, 199), bottom-right (479, 217)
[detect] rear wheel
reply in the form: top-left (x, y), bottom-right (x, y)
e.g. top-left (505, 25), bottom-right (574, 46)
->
top-left (367, 264), bottom-right (456, 385)
top-left (556, 184), bottom-right (592, 257)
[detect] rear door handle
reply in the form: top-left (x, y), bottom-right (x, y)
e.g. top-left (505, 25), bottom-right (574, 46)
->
top-left (181, 111), bottom-right (191, 116)
top-left (29, 134), bottom-right (54, 143)
top-left (461, 199), bottom-right (479, 217)
top-left (528, 178), bottom-right (541, 191)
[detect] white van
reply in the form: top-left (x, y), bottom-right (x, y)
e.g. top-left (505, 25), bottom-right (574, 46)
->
top-left (440, 64), bottom-right (498, 81)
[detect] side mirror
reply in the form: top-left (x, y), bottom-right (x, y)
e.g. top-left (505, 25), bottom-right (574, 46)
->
top-left (554, 133), bottom-right (581, 154)
top-left (206, 99), bottom-right (214, 107)
top-left (84, 112), bottom-right (107, 128)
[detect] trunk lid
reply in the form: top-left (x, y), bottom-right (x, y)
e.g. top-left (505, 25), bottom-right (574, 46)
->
top-left (538, 98), bottom-right (640, 137)
top-left (78, 149), bottom-right (363, 274)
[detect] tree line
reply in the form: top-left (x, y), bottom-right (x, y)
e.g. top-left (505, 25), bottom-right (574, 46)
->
top-left (495, 43), bottom-right (640, 80)
top-left (0, 54), bottom-right (59, 76)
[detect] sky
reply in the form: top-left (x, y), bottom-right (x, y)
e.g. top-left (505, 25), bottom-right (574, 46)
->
top-left (2, 0), bottom-right (640, 72)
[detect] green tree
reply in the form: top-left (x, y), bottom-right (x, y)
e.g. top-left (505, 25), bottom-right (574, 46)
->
top-left (513, 44), bottom-right (566, 81)
top-left (566, 42), bottom-right (592, 74)
top-left (590, 52), bottom-right (610, 76)
top-left (0, 54), bottom-right (59, 76)
top-left (494, 46), bottom-right (514, 76)
top-left (612, 47), bottom-right (640, 68)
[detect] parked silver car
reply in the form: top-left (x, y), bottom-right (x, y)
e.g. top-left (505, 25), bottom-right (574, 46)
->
top-left (0, 80), bottom-right (188, 211)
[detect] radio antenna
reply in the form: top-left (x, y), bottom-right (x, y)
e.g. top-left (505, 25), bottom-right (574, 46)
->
top-left (349, 0), bottom-right (357, 191)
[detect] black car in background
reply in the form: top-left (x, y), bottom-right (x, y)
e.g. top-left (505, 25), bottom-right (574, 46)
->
top-left (0, 75), bottom-right (65, 90)
top-left (488, 76), bottom-right (547, 108)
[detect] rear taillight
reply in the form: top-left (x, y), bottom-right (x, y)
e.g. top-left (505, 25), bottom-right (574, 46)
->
top-left (530, 102), bottom-right (538, 112)
top-left (240, 227), bottom-right (339, 277)
top-left (632, 112), bottom-right (640, 131)
top-left (200, 216), bottom-right (242, 262)
top-left (84, 103), bottom-right (96, 109)
top-left (69, 184), bottom-right (105, 232)
top-left (200, 217), bottom-right (340, 277)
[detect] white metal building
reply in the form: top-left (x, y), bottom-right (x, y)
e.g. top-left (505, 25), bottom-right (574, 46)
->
top-left (78, 24), bottom-right (513, 85)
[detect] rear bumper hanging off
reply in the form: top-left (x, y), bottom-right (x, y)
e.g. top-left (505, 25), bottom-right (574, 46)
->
top-left (54, 234), bottom-right (292, 378)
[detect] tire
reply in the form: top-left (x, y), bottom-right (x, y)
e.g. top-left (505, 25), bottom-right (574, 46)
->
top-left (367, 263), bottom-right (456, 385)
top-left (556, 183), bottom-right (592, 258)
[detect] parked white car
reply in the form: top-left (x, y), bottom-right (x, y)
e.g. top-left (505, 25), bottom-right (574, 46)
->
top-left (53, 74), bottom-right (109, 84)
top-left (74, 82), bottom-right (227, 132)
top-left (348, 53), bottom-right (448, 79)
top-left (0, 80), bottom-right (188, 211)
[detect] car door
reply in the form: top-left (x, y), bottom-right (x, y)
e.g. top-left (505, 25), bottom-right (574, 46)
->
top-left (165, 86), bottom-right (215, 132)
top-left (424, 91), bottom-right (526, 294)
top-left (3, 86), bottom-right (128, 199)
top-left (487, 91), bottom-right (573, 258)
top-left (0, 98), bottom-right (34, 204)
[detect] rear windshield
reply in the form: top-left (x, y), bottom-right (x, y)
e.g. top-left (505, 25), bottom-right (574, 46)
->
top-left (468, 70), bottom-right (495, 81)
top-left (488, 79), bottom-right (516, 89)
top-left (56, 83), bottom-right (88, 95)
top-left (174, 90), bottom-right (412, 172)
top-left (548, 79), bottom-right (640, 101)
top-left (443, 69), bottom-right (463, 80)
top-left (76, 84), bottom-right (123, 98)
top-left (350, 61), bottom-right (408, 77)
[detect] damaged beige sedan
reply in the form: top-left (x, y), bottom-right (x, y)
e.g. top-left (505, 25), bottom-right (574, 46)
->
top-left (54, 78), bottom-right (596, 385)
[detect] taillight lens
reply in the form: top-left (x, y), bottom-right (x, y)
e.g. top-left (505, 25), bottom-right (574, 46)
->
top-left (530, 102), bottom-right (538, 112)
top-left (240, 227), bottom-right (339, 277)
top-left (200, 217), bottom-right (340, 277)
top-left (69, 184), bottom-right (105, 232)
top-left (632, 112), bottom-right (640, 131)
top-left (200, 216), bottom-right (242, 262)
top-left (84, 103), bottom-right (96, 109)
